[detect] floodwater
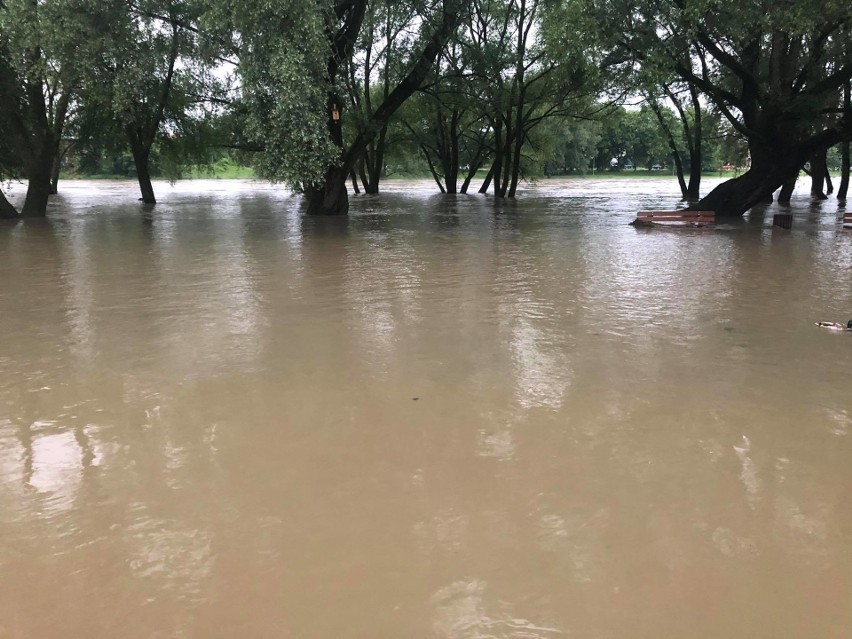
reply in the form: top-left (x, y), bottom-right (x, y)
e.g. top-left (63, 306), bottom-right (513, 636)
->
top-left (1, 177), bottom-right (851, 638)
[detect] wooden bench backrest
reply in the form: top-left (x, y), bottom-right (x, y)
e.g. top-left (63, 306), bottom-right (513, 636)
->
top-left (637, 211), bottom-right (715, 223)
top-left (843, 212), bottom-right (852, 226)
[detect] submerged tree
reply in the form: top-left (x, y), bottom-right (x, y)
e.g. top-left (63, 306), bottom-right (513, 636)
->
top-left (220, 0), bottom-right (460, 215)
top-left (645, 84), bottom-right (705, 199)
top-left (400, 39), bottom-right (492, 194)
top-left (464, 0), bottom-right (596, 198)
top-left (589, 0), bottom-right (852, 216)
top-left (0, 0), bottom-right (105, 217)
top-left (344, 0), bottom-right (425, 194)
top-left (81, 0), bottom-right (224, 203)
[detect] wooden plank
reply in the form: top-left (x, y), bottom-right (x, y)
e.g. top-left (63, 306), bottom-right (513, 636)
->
top-left (635, 210), bottom-right (715, 225)
top-left (638, 210), bottom-right (714, 218)
top-left (843, 213), bottom-right (852, 226)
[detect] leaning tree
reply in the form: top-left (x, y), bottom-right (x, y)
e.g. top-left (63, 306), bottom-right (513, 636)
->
top-left (588, 0), bottom-right (852, 216)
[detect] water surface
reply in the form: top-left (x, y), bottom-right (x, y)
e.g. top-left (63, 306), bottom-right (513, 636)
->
top-left (1, 178), bottom-right (851, 638)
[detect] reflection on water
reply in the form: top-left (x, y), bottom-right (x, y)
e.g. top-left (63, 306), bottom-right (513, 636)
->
top-left (1, 178), bottom-right (852, 637)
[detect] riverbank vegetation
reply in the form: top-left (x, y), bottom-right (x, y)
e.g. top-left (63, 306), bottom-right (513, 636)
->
top-left (1, 0), bottom-right (850, 218)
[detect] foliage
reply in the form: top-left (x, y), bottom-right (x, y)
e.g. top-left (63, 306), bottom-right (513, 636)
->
top-left (209, 0), bottom-right (342, 187)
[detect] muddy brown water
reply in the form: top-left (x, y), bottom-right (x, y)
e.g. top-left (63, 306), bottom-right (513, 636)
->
top-left (1, 178), bottom-right (851, 638)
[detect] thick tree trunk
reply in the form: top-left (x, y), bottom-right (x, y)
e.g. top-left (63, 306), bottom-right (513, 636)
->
top-left (21, 152), bottom-right (53, 218)
top-left (0, 188), bottom-right (19, 219)
top-left (129, 139), bottom-right (156, 204)
top-left (691, 144), bottom-right (802, 216)
top-left (305, 167), bottom-right (349, 215)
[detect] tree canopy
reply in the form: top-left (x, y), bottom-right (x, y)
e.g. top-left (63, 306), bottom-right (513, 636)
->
top-left (0, 0), bottom-right (849, 217)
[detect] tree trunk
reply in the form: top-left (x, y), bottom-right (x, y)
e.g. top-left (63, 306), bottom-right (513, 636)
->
top-left (478, 163), bottom-right (495, 194)
top-left (809, 150), bottom-right (828, 200)
top-left (838, 81), bottom-right (850, 200)
top-left (131, 144), bottom-right (157, 204)
top-left (686, 86), bottom-right (702, 200)
top-left (460, 145), bottom-right (486, 194)
top-left (357, 157), bottom-right (369, 192)
top-left (306, 0), bottom-right (458, 214)
top-left (21, 151), bottom-right (53, 218)
top-left (778, 175), bottom-right (797, 203)
top-left (349, 170), bottom-right (361, 194)
top-left (691, 143), bottom-right (802, 216)
top-left (507, 103), bottom-right (526, 198)
top-left (459, 162), bottom-right (480, 194)
top-left (362, 126), bottom-right (387, 194)
top-left (650, 97), bottom-right (688, 197)
top-left (305, 167), bottom-right (349, 215)
top-left (685, 160), bottom-right (701, 200)
top-left (422, 144), bottom-right (447, 193)
top-left (484, 120), bottom-right (502, 195)
top-left (49, 153), bottom-right (61, 195)
top-left (838, 140), bottom-right (850, 200)
top-left (0, 188), bottom-right (19, 219)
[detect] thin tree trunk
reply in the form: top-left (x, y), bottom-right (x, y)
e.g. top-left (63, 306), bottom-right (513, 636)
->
top-left (498, 119), bottom-right (513, 198)
top-left (686, 85), bottom-right (702, 200)
top-left (488, 120), bottom-right (503, 196)
top-left (421, 144), bottom-right (447, 193)
top-left (50, 154), bottom-right (61, 194)
top-left (507, 107), bottom-right (526, 198)
top-left (778, 175), bottom-right (797, 203)
top-left (459, 156), bottom-right (483, 194)
top-left (444, 110), bottom-right (459, 194)
top-left (349, 170), bottom-right (361, 194)
top-left (839, 81), bottom-right (850, 200)
top-left (363, 126), bottom-right (387, 194)
top-left (478, 163), bottom-right (495, 194)
top-left (809, 150), bottom-right (828, 199)
top-left (357, 156), bottom-right (369, 192)
top-left (838, 140), bottom-right (850, 200)
top-left (649, 99), bottom-right (688, 198)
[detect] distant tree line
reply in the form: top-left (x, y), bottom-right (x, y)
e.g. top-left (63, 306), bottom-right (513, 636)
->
top-left (1, 0), bottom-right (850, 218)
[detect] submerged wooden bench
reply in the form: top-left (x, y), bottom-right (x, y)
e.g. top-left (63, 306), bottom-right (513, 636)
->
top-left (632, 210), bottom-right (715, 226)
top-left (843, 212), bottom-right (852, 227)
